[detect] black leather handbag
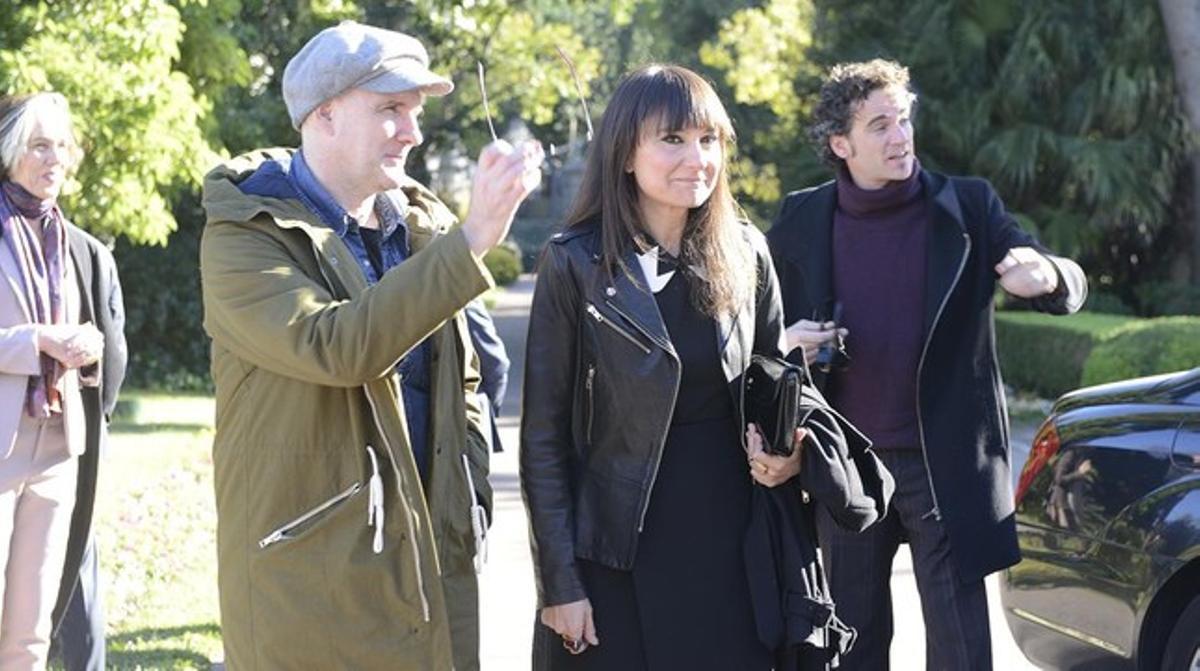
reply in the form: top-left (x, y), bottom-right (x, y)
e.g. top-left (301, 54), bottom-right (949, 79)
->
top-left (744, 352), bottom-right (811, 457)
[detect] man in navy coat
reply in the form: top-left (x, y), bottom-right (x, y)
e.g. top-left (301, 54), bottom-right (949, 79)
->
top-left (767, 59), bottom-right (1086, 670)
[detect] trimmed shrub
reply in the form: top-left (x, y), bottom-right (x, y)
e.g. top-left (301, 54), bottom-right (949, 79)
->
top-left (484, 241), bottom-right (522, 286)
top-left (995, 312), bottom-right (1133, 398)
top-left (1081, 317), bottom-right (1200, 386)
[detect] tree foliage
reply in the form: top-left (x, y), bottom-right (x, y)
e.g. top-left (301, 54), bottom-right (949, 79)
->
top-left (2, 0), bottom-right (1195, 388)
top-left (703, 0), bottom-right (1192, 299)
top-left (0, 0), bottom-right (220, 244)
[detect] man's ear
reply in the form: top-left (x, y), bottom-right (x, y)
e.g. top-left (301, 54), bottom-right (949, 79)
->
top-left (830, 135), bottom-right (852, 160)
top-left (312, 100), bottom-right (337, 135)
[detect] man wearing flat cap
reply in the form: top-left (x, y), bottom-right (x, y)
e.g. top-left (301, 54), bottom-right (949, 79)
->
top-left (199, 21), bottom-right (543, 670)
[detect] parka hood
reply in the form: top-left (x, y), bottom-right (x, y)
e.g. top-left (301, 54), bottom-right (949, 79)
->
top-left (201, 147), bottom-right (457, 243)
top-left (202, 148), bottom-right (311, 226)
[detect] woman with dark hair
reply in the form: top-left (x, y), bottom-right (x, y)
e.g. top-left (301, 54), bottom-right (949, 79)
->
top-left (520, 64), bottom-right (803, 670)
top-left (0, 92), bottom-right (103, 670)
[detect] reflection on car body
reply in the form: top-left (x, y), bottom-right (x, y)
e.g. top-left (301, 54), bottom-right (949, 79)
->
top-left (1002, 367), bottom-right (1200, 671)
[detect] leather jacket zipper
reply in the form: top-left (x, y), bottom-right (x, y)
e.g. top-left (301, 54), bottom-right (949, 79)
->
top-left (595, 302), bottom-right (681, 532)
top-left (914, 231), bottom-right (970, 522)
top-left (586, 303), bottom-right (651, 354)
top-left (259, 482), bottom-right (363, 548)
top-left (585, 364), bottom-right (596, 444)
top-left (637, 361), bottom-right (680, 533)
top-left (592, 301), bottom-right (679, 533)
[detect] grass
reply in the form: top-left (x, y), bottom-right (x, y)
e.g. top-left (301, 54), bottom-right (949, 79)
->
top-left (82, 391), bottom-right (222, 670)
top-left (79, 368), bottom-right (1043, 670)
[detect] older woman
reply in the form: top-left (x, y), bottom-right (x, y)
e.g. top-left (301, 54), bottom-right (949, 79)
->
top-left (521, 65), bottom-right (808, 670)
top-left (0, 91), bottom-right (103, 670)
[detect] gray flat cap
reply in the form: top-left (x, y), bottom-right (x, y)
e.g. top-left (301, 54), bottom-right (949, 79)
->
top-left (282, 21), bottom-right (454, 130)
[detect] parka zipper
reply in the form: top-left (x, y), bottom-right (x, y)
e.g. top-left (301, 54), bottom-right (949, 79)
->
top-left (362, 380), bottom-right (431, 622)
top-left (309, 240), bottom-right (432, 623)
top-left (586, 303), bottom-right (651, 354)
top-left (913, 232), bottom-right (971, 522)
top-left (258, 482), bottom-right (363, 549)
top-left (585, 364), bottom-right (596, 444)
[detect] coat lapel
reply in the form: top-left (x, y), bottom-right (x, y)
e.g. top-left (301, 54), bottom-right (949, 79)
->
top-left (922, 172), bottom-right (970, 337)
top-left (0, 239), bottom-right (31, 323)
top-left (791, 185), bottom-right (837, 319)
top-left (68, 228), bottom-right (96, 325)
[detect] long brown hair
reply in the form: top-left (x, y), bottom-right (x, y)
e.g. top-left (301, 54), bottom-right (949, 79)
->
top-left (564, 64), bottom-right (753, 317)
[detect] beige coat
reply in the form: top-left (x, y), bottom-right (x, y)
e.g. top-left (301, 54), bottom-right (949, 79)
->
top-left (0, 240), bottom-right (84, 458)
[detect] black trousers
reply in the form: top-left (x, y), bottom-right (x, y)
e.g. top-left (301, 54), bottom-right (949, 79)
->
top-left (817, 450), bottom-right (991, 671)
top-left (50, 536), bottom-right (105, 671)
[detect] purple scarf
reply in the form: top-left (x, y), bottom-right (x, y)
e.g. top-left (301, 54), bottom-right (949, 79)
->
top-left (0, 180), bottom-right (68, 417)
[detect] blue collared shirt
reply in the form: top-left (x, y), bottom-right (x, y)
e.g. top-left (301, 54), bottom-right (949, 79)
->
top-left (285, 151), bottom-right (435, 478)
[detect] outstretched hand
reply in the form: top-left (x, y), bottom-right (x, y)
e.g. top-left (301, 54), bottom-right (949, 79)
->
top-left (995, 246), bottom-right (1058, 298)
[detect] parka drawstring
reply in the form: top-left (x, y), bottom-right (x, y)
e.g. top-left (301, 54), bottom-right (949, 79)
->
top-left (367, 445), bottom-right (385, 554)
top-left (363, 386), bottom-right (432, 623)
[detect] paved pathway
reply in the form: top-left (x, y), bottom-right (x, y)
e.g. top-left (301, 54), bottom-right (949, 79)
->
top-left (480, 274), bottom-right (1040, 670)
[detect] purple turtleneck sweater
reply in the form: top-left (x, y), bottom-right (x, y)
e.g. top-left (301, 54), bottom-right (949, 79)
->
top-left (828, 163), bottom-right (927, 451)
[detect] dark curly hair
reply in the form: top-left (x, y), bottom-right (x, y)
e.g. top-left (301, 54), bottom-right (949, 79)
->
top-left (807, 59), bottom-right (914, 167)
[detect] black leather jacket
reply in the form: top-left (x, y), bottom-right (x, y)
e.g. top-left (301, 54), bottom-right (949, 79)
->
top-left (520, 221), bottom-right (788, 607)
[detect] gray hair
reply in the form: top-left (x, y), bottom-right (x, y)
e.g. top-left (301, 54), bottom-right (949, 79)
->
top-left (0, 92), bottom-right (82, 179)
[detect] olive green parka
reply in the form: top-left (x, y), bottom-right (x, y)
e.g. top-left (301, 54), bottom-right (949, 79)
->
top-left (200, 148), bottom-right (493, 670)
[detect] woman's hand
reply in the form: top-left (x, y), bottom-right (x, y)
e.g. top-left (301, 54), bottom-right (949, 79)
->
top-left (540, 598), bottom-right (599, 655)
top-left (37, 323), bottom-right (103, 369)
top-left (746, 423), bottom-right (805, 487)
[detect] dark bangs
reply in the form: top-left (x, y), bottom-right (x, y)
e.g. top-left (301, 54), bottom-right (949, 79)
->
top-left (626, 66), bottom-right (734, 141)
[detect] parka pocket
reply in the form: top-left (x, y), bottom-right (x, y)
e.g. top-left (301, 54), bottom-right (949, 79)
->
top-left (258, 481), bottom-right (364, 549)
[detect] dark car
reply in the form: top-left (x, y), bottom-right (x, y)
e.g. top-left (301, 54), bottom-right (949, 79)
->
top-left (1001, 367), bottom-right (1200, 670)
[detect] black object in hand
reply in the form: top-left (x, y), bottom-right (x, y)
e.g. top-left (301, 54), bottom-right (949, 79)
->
top-left (744, 353), bottom-right (808, 456)
top-left (813, 302), bottom-right (850, 374)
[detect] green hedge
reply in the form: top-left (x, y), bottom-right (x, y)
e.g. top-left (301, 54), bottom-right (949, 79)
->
top-left (997, 312), bottom-right (1200, 397)
top-left (1081, 317), bottom-right (1200, 386)
top-left (484, 241), bottom-right (523, 286)
top-left (995, 312), bottom-right (1133, 398)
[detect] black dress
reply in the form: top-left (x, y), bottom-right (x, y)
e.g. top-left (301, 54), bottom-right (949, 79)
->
top-left (543, 270), bottom-right (773, 670)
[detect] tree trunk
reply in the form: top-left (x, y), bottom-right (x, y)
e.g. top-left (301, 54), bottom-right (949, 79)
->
top-left (1159, 0), bottom-right (1200, 283)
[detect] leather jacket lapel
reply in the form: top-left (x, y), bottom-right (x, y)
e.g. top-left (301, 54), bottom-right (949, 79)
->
top-left (604, 247), bottom-right (674, 354)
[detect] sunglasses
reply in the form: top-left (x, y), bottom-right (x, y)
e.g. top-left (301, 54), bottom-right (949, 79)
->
top-left (476, 46), bottom-right (594, 160)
